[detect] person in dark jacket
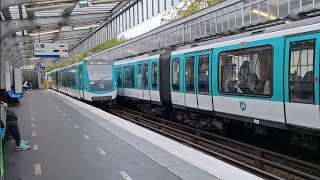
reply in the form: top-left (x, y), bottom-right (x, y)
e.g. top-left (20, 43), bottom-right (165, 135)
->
top-left (5, 108), bottom-right (30, 150)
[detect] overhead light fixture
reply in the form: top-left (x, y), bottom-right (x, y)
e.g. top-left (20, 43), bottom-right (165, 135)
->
top-left (28, 58), bottom-right (39, 61)
top-left (73, 24), bottom-right (100, 30)
top-left (252, 9), bottom-right (277, 20)
top-left (91, 0), bottom-right (128, 5)
top-left (29, 30), bottom-right (60, 36)
top-left (25, 3), bottom-right (76, 12)
top-left (61, 26), bottom-right (73, 32)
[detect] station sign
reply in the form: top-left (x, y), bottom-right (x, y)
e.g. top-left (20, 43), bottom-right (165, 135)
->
top-left (33, 43), bottom-right (68, 58)
top-left (34, 66), bottom-right (46, 72)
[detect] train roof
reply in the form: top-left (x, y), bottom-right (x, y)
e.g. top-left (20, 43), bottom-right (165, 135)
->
top-left (114, 54), bottom-right (160, 65)
top-left (172, 16), bottom-right (320, 56)
top-left (83, 57), bottom-right (111, 61)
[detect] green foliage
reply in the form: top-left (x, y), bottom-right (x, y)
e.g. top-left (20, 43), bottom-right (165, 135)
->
top-left (175, 0), bottom-right (224, 19)
top-left (46, 36), bottom-right (126, 72)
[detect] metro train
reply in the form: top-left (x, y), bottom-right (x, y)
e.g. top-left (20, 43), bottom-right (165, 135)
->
top-left (47, 58), bottom-right (117, 105)
top-left (115, 17), bottom-right (320, 149)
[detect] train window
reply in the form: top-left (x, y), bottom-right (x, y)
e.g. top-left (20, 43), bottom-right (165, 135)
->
top-left (124, 65), bottom-right (135, 88)
top-left (198, 55), bottom-right (210, 95)
top-left (117, 67), bottom-right (122, 88)
top-left (289, 39), bottom-right (315, 104)
top-left (143, 63), bottom-right (149, 90)
top-left (79, 66), bottom-right (83, 88)
top-left (66, 71), bottom-right (70, 88)
top-left (172, 58), bottom-right (180, 91)
top-left (219, 45), bottom-right (273, 96)
top-left (138, 64), bottom-right (143, 89)
top-left (185, 56), bottom-right (195, 93)
top-left (151, 62), bottom-right (158, 90)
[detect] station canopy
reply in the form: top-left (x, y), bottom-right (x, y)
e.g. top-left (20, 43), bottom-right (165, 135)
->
top-left (0, 0), bottom-right (129, 66)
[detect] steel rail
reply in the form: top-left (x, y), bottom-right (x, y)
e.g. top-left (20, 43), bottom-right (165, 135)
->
top-left (108, 105), bottom-right (320, 180)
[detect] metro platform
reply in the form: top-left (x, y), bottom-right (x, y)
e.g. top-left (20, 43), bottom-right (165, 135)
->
top-left (3, 90), bottom-right (261, 180)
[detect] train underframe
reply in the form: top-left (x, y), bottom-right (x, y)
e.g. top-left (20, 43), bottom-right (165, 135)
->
top-left (117, 97), bottom-right (319, 152)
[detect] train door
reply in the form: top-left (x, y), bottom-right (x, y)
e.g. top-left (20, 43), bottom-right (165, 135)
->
top-left (150, 58), bottom-right (160, 102)
top-left (170, 55), bottom-right (185, 106)
top-left (143, 62), bottom-right (151, 101)
top-left (116, 66), bottom-right (123, 96)
top-left (79, 65), bottom-right (84, 100)
top-left (284, 34), bottom-right (320, 129)
top-left (137, 63), bottom-right (144, 99)
top-left (184, 53), bottom-right (197, 108)
top-left (196, 51), bottom-right (213, 111)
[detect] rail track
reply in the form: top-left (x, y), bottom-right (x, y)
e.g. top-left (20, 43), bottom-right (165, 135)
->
top-left (108, 105), bottom-right (320, 180)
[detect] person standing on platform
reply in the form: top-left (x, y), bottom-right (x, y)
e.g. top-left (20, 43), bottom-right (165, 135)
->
top-left (22, 80), bottom-right (29, 92)
top-left (27, 80), bottom-right (32, 91)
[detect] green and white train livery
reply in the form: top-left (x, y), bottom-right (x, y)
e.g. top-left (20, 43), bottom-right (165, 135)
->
top-left (47, 58), bottom-right (117, 104)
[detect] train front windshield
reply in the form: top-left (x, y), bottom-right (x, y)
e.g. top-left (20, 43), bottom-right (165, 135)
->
top-left (86, 60), bottom-right (113, 91)
top-left (87, 64), bottom-right (113, 81)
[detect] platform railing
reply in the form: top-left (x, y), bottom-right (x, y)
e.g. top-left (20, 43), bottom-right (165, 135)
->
top-left (91, 0), bottom-right (320, 60)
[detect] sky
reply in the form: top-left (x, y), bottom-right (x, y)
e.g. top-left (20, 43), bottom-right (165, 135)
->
top-left (119, 14), bottom-right (163, 39)
top-left (119, 2), bottom-right (185, 39)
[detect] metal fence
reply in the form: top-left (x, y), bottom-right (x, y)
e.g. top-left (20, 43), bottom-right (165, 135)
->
top-left (90, 0), bottom-right (320, 60)
top-left (67, 0), bottom-right (184, 59)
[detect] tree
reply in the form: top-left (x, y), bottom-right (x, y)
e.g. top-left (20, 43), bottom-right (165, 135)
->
top-left (163, 0), bottom-right (224, 21)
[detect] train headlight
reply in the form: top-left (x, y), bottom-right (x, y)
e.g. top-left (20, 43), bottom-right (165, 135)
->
top-left (114, 82), bottom-right (117, 88)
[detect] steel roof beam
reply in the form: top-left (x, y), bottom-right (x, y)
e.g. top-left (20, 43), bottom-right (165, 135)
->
top-left (1, 7), bottom-right (12, 20)
top-left (14, 56), bottom-right (29, 67)
top-left (18, 4), bottom-right (23, 19)
top-left (11, 50), bottom-right (30, 64)
top-left (1, 36), bottom-right (32, 55)
top-left (14, 58), bottom-right (28, 68)
top-left (69, 0), bottom-right (134, 50)
top-left (1, 0), bottom-right (32, 10)
top-left (1, 0), bottom-right (74, 10)
top-left (26, 9), bottom-right (34, 18)
top-left (1, 13), bottom-right (111, 41)
top-left (62, 4), bottom-right (76, 16)
top-left (35, 29), bottom-right (90, 43)
top-left (1, 44), bottom-right (30, 60)
top-left (91, 0), bottom-right (128, 5)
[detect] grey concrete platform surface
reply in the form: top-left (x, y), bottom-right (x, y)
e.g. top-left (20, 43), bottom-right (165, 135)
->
top-left (3, 90), bottom-right (219, 180)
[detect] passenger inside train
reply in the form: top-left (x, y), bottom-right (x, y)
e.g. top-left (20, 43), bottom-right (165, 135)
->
top-left (220, 45), bottom-right (272, 96)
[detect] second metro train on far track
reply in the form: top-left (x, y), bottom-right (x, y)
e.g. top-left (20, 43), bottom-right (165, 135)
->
top-left (47, 58), bottom-right (117, 105)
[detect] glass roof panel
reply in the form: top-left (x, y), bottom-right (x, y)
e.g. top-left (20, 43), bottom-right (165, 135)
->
top-left (34, 9), bottom-right (64, 17)
top-left (9, 5), bottom-right (20, 19)
top-left (71, 2), bottom-right (119, 15)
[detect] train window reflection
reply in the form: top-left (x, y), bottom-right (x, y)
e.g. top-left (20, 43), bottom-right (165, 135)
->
top-left (172, 58), bottom-right (180, 91)
top-left (143, 64), bottom-right (149, 90)
top-left (219, 45), bottom-right (273, 96)
top-left (289, 39), bottom-right (315, 104)
top-left (87, 65), bottom-right (113, 81)
top-left (138, 64), bottom-right (143, 89)
top-left (117, 67), bottom-right (122, 88)
top-left (152, 62), bottom-right (158, 90)
top-left (124, 65), bottom-right (135, 88)
top-left (198, 55), bottom-right (210, 95)
top-left (185, 56), bottom-right (195, 93)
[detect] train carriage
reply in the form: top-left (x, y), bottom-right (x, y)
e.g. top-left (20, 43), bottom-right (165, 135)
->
top-left (47, 58), bottom-right (117, 105)
top-left (115, 17), bottom-right (320, 149)
top-left (115, 55), bottom-right (161, 104)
